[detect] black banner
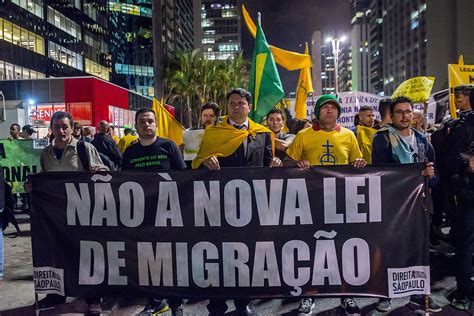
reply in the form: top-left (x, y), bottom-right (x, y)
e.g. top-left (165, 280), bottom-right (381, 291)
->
top-left (31, 165), bottom-right (430, 299)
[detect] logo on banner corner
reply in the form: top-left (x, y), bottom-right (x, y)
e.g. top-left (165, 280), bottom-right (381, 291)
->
top-left (387, 266), bottom-right (430, 298)
top-left (33, 267), bottom-right (65, 296)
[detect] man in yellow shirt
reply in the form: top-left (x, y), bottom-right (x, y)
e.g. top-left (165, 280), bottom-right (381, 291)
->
top-left (285, 93), bottom-right (366, 315)
top-left (286, 94), bottom-right (366, 168)
top-left (117, 127), bottom-right (138, 153)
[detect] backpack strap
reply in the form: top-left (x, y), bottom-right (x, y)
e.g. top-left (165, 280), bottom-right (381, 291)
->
top-left (77, 140), bottom-right (90, 171)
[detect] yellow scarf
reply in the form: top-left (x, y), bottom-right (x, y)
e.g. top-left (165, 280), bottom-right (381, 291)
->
top-left (356, 125), bottom-right (377, 165)
top-left (192, 116), bottom-right (274, 169)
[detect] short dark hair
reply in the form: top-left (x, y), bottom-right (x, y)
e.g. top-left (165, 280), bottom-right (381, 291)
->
top-left (200, 102), bottom-right (220, 117)
top-left (378, 98), bottom-right (391, 118)
top-left (50, 111), bottom-right (74, 128)
top-left (22, 124), bottom-right (36, 135)
top-left (359, 105), bottom-right (374, 113)
top-left (267, 108), bottom-right (283, 119)
top-left (10, 123), bottom-right (20, 130)
top-left (135, 108), bottom-right (156, 123)
top-left (470, 87), bottom-right (474, 106)
top-left (454, 84), bottom-right (473, 96)
top-left (226, 88), bottom-right (252, 104)
top-left (389, 96), bottom-right (413, 114)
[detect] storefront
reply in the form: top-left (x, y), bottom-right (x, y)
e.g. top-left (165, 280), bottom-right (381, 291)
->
top-left (0, 77), bottom-right (152, 138)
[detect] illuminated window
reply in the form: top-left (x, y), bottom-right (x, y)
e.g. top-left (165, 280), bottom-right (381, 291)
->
top-left (85, 58), bottom-right (110, 81)
top-left (47, 7), bottom-right (82, 39)
top-left (0, 60), bottom-right (45, 80)
top-left (0, 18), bottom-right (45, 55)
top-left (11, 0), bottom-right (44, 18)
top-left (48, 41), bottom-right (83, 70)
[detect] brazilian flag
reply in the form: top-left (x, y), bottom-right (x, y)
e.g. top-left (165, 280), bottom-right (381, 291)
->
top-left (248, 14), bottom-right (285, 123)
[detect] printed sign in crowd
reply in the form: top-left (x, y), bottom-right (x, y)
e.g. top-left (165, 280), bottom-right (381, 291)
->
top-left (0, 139), bottom-right (43, 193)
top-left (31, 165), bottom-right (430, 299)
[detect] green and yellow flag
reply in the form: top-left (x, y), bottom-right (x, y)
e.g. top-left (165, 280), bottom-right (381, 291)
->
top-left (294, 42), bottom-right (314, 119)
top-left (242, 5), bottom-right (311, 71)
top-left (248, 13), bottom-right (285, 123)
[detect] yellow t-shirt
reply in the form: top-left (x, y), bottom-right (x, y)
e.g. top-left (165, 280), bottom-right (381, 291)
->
top-left (286, 126), bottom-right (362, 165)
top-left (118, 134), bottom-right (139, 153)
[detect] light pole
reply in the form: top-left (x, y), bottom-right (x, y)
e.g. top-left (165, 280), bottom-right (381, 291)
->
top-left (0, 90), bottom-right (5, 122)
top-left (326, 35), bottom-right (346, 96)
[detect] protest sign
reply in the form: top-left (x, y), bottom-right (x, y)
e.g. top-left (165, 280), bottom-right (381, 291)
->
top-left (288, 91), bottom-right (383, 127)
top-left (31, 165), bottom-right (429, 299)
top-left (183, 129), bottom-right (205, 161)
top-left (448, 60), bottom-right (474, 117)
top-left (0, 139), bottom-right (42, 193)
top-left (391, 77), bottom-right (435, 104)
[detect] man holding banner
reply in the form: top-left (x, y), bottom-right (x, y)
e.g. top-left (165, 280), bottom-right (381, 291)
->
top-left (193, 88), bottom-right (281, 315)
top-left (372, 96), bottom-right (441, 313)
top-left (285, 94), bottom-right (366, 315)
top-left (29, 111), bottom-right (108, 313)
top-left (122, 107), bottom-right (185, 315)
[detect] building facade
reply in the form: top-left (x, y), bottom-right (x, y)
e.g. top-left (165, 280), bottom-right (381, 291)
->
top-left (152, 0), bottom-right (196, 97)
top-left (0, 0), bottom-right (111, 81)
top-left (200, 0), bottom-right (241, 60)
top-left (108, 0), bottom-right (155, 97)
top-left (376, 0), bottom-right (473, 95)
top-left (350, 0), bottom-right (370, 93)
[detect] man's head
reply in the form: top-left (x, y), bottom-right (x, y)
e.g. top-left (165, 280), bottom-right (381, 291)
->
top-left (73, 122), bottom-right (83, 138)
top-left (226, 88), bottom-right (252, 123)
top-left (83, 127), bottom-right (95, 137)
top-left (200, 102), bottom-right (220, 128)
top-left (21, 125), bottom-right (36, 139)
top-left (98, 120), bottom-right (110, 134)
top-left (454, 84), bottom-right (473, 111)
top-left (135, 108), bottom-right (157, 139)
top-left (267, 108), bottom-right (285, 134)
top-left (378, 98), bottom-right (392, 123)
top-left (314, 94), bottom-right (341, 125)
top-left (411, 109), bottom-right (424, 131)
top-left (358, 105), bottom-right (375, 127)
top-left (389, 96), bottom-right (413, 131)
top-left (9, 123), bottom-right (20, 138)
top-left (50, 111), bottom-right (74, 144)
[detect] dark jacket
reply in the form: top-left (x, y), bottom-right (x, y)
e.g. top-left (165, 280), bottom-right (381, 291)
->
top-left (91, 133), bottom-right (122, 167)
top-left (218, 131), bottom-right (273, 167)
top-left (372, 127), bottom-right (438, 187)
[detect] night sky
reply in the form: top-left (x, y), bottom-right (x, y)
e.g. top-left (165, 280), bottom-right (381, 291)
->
top-left (241, 0), bottom-right (351, 95)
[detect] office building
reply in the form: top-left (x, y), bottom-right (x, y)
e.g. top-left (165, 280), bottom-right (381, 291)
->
top-left (0, 0), bottom-right (110, 81)
top-left (200, 0), bottom-right (241, 60)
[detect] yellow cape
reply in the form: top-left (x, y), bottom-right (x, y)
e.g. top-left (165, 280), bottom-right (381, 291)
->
top-left (192, 116), bottom-right (274, 169)
top-left (356, 125), bottom-right (377, 165)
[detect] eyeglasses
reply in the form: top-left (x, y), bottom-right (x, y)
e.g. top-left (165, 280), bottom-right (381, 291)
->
top-left (393, 109), bottom-right (413, 115)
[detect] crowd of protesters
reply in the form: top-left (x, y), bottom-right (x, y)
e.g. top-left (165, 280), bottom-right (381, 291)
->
top-left (1, 84), bottom-right (473, 315)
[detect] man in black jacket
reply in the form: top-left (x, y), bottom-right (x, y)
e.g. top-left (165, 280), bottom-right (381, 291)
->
top-left (192, 88), bottom-right (281, 315)
top-left (193, 88), bottom-right (281, 170)
top-left (91, 120), bottom-right (122, 170)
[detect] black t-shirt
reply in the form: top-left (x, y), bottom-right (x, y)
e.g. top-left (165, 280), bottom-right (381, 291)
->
top-left (121, 138), bottom-right (186, 171)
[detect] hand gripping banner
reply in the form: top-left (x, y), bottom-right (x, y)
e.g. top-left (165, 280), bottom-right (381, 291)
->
top-left (30, 165), bottom-right (430, 299)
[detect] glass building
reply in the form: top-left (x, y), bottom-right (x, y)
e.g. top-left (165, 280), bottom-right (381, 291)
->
top-left (200, 0), bottom-right (241, 60)
top-left (0, 0), bottom-right (111, 81)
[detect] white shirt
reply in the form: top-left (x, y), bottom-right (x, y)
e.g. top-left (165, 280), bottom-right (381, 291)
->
top-left (228, 118), bottom-right (249, 155)
top-left (401, 131), bottom-right (418, 157)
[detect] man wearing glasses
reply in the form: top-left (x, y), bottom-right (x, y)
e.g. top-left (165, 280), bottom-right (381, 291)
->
top-left (371, 96), bottom-right (441, 313)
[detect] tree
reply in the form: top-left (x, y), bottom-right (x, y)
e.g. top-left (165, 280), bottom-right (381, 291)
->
top-left (164, 49), bottom-right (249, 127)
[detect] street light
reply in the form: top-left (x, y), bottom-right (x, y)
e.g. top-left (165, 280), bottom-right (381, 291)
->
top-left (0, 91), bottom-right (5, 122)
top-left (325, 35), bottom-right (346, 96)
